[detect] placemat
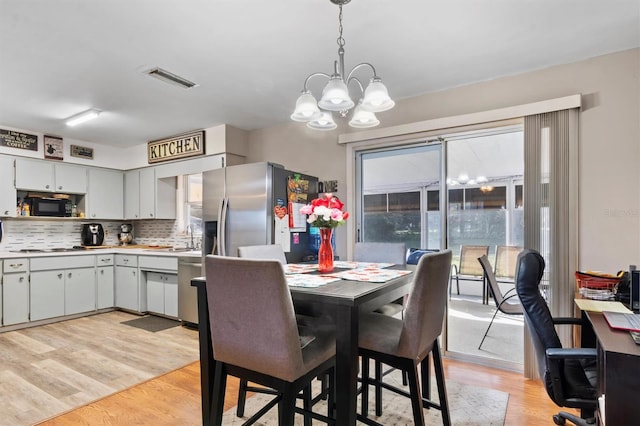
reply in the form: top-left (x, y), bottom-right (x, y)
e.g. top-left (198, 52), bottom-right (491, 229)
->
top-left (286, 274), bottom-right (341, 288)
top-left (328, 268), bottom-right (412, 283)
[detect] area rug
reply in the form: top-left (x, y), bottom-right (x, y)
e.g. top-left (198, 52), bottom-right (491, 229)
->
top-left (121, 314), bottom-right (181, 332)
top-left (222, 368), bottom-right (508, 425)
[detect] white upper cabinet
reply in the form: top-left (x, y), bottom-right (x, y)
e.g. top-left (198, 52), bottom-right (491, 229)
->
top-left (15, 158), bottom-right (87, 193)
top-left (124, 170), bottom-right (140, 219)
top-left (0, 157), bottom-right (16, 216)
top-left (126, 167), bottom-right (176, 220)
top-left (87, 168), bottom-right (124, 219)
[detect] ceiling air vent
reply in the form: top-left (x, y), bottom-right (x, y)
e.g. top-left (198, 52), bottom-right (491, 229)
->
top-left (146, 67), bottom-right (197, 89)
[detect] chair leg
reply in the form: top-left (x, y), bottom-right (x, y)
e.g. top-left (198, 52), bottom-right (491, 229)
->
top-left (360, 355), bottom-right (370, 417)
top-left (211, 362), bottom-right (227, 426)
top-left (302, 385), bottom-right (312, 426)
top-left (478, 308), bottom-right (500, 349)
top-left (236, 378), bottom-right (248, 417)
top-left (432, 341), bottom-right (451, 426)
top-left (406, 364), bottom-right (426, 425)
top-left (420, 355), bottom-right (431, 409)
top-left (278, 387), bottom-right (296, 426)
top-left (328, 367), bottom-right (336, 418)
top-left (375, 360), bottom-right (383, 416)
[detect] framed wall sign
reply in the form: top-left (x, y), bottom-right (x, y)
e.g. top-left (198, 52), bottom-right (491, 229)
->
top-left (148, 130), bottom-right (205, 164)
top-left (44, 135), bottom-right (64, 160)
top-left (0, 128), bottom-right (38, 151)
top-left (70, 144), bottom-right (94, 160)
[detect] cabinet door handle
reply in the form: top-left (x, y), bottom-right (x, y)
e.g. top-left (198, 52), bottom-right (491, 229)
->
top-left (19, 276), bottom-right (24, 282)
top-left (10, 263), bottom-right (24, 268)
top-left (58, 273), bottom-right (63, 279)
top-left (58, 185), bottom-right (63, 190)
top-left (45, 184), bottom-right (50, 189)
top-left (100, 269), bottom-right (104, 275)
top-left (68, 272), bottom-right (72, 279)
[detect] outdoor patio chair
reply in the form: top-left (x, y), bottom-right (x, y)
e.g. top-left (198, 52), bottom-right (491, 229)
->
top-left (494, 245), bottom-right (523, 283)
top-left (477, 254), bottom-right (523, 350)
top-left (450, 245), bottom-right (489, 299)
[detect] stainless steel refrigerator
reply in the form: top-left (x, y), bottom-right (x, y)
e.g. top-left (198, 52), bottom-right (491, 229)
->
top-left (202, 162), bottom-right (318, 262)
top-left (179, 162), bottom-right (320, 327)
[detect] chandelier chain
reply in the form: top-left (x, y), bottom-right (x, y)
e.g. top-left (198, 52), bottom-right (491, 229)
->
top-left (336, 4), bottom-right (345, 49)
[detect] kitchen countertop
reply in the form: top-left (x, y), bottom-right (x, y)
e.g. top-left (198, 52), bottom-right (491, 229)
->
top-left (0, 247), bottom-right (203, 259)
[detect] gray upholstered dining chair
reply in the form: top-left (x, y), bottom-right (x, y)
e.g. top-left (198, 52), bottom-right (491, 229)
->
top-left (354, 242), bottom-right (407, 317)
top-left (205, 255), bottom-right (336, 425)
top-left (358, 249), bottom-right (452, 425)
top-left (237, 244), bottom-right (287, 264)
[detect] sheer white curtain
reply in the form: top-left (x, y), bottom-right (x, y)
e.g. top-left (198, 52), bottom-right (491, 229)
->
top-left (523, 109), bottom-right (579, 377)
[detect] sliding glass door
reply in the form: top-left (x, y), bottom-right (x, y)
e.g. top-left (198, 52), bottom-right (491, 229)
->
top-left (445, 129), bottom-right (524, 370)
top-left (354, 125), bottom-right (525, 370)
top-left (356, 143), bottom-right (443, 251)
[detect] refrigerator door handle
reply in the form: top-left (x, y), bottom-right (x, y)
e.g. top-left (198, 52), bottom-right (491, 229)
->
top-left (218, 197), bottom-right (228, 257)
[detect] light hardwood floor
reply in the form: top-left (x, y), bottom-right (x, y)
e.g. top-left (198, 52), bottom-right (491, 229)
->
top-left (37, 358), bottom-right (577, 425)
top-left (1, 311), bottom-right (579, 425)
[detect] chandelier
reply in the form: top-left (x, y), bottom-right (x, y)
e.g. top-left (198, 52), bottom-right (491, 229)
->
top-left (290, 0), bottom-right (394, 131)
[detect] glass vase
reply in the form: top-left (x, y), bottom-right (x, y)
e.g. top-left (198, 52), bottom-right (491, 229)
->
top-left (318, 227), bottom-right (334, 273)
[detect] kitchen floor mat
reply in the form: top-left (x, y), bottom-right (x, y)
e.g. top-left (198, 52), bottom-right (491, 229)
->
top-left (121, 315), bottom-right (180, 332)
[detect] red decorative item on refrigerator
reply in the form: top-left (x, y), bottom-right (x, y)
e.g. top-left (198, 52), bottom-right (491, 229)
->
top-left (318, 228), bottom-right (334, 273)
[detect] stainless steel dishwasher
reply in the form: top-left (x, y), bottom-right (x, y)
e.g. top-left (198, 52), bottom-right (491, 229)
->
top-left (178, 256), bottom-right (204, 327)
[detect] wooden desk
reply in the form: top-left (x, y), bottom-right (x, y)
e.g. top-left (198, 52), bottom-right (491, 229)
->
top-left (584, 311), bottom-right (640, 425)
top-left (192, 267), bottom-right (413, 426)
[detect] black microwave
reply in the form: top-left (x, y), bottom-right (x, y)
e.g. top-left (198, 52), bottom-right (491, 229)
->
top-left (26, 197), bottom-right (72, 217)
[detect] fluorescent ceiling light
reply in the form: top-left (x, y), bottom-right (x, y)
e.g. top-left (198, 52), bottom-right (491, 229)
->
top-left (146, 67), bottom-right (197, 89)
top-left (65, 109), bottom-right (101, 127)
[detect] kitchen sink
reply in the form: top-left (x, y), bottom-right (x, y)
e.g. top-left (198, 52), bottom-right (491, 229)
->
top-left (145, 247), bottom-right (201, 253)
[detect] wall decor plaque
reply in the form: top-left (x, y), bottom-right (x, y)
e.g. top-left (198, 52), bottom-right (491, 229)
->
top-left (0, 128), bottom-right (38, 151)
top-left (148, 130), bottom-right (205, 164)
top-left (70, 144), bottom-right (94, 159)
top-left (44, 135), bottom-right (64, 160)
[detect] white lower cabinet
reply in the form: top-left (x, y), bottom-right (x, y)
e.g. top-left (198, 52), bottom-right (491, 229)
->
top-left (146, 272), bottom-right (178, 317)
top-left (115, 255), bottom-right (140, 312)
top-left (164, 273), bottom-right (178, 317)
top-left (64, 267), bottom-right (96, 315)
top-left (30, 270), bottom-right (65, 320)
top-left (3, 258), bottom-right (29, 325)
top-left (96, 255), bottom-right (115, 309)
top-left (30, 256), bottom-right (96, 321)
top-left (139, 256), bottom-right (178, 318)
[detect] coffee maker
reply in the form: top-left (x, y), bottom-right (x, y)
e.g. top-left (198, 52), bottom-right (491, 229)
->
top-left (118, 223), bottom-right (134, 245)
top-left (81, 223), bottom-right (105, 246)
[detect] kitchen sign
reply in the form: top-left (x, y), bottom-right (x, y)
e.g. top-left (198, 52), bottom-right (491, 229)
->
top-left (0, 128), bottom-right (38, 151)
top-left (147, 130), bottom-right (205, 164)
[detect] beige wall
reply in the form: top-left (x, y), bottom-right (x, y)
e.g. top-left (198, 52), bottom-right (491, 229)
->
top-left (247, 48), bottom-right (640, 271)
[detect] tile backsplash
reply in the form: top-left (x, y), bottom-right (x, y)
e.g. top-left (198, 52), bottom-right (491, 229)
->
top-left (0, 218), bottom-right (198, 251)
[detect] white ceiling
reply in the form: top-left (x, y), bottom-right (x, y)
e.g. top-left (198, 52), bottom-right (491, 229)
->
top-left (1, 0), bottom-right (638, 149)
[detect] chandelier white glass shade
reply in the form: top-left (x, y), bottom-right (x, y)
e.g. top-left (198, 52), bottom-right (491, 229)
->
top-left (291, 0), bottom-right (394, 130)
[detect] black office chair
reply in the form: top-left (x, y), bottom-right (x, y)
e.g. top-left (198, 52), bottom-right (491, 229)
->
top-left (515, 249), bottom-right (597, 426)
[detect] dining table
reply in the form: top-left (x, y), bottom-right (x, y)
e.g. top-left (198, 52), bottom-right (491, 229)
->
top-left (191, 260), bottom-right (414, 426)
